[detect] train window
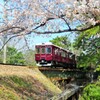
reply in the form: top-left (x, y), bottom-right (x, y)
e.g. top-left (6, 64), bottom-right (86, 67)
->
top-left (41, 47), bottom-right (45, 54)
top-left (63, 52), bottom-right (66, 57)
top-left (46, 47), bottom-right (51, 54)
top-left (61, 51), bottom-right (66, 57)
top-left (69, 53), bottom-right (72, 59)
top-left (54, 49), bottom-right (58, 55)
top-left (36, 48), bottom-right (40, 53)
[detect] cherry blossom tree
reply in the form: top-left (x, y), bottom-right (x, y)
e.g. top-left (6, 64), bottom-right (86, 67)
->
top-left (0, 0), bottom-right (99, 34)
top-left (0, 0), bottom-right (99, 44)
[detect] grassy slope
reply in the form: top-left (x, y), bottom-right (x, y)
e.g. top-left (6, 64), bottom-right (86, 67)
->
top-left (0, 65), bottom-right (62, 100)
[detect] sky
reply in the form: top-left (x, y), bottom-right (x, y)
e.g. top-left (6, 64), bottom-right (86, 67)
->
top-left (25, 31), bottom-right (76, 50)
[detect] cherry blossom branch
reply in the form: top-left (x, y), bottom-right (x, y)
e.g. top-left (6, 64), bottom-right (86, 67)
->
top-left (33, 22), bottom-right (100, 34)
top-left (0, 26), bottom-right (25, 34)
top-left (0, 20), bottom-right (99, 39)
top-left (60, 17), bottom-right (71, 30)
top-left (0, 34), bottom-right (23, 51)
top-left (24, 36), bottom-right (31, 50)
top-left (0, 30), bottom-right (32, 51)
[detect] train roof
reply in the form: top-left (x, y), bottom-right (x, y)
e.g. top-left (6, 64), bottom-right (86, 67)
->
top-left (35, 42), bottom-right (74, 54)
top-left (36, 42), bottom-right (52, 45)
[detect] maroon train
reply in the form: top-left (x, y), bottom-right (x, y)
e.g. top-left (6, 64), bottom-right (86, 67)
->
top-left (35, 43), bottom-right (76, 68)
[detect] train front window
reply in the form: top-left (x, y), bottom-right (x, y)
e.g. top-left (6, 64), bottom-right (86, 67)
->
top-left (41, 47), bottom-right (45, 54)
top-left (46, 47), bottom-right (51, 54)
top-left (36, 48), bottom-right (40, 54)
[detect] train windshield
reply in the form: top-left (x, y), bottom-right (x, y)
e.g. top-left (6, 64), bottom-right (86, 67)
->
top-left (41, 47), bottom-right (45, 54)
top-left (36, 48), bottom-right (40, 53)
top-left (46, 47), bottom-right (51, 54)
top-left (36, 46), bottom-right (51, 54)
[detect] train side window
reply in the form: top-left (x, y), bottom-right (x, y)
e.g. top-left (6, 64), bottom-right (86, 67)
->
top-left (46, 47), bottom-right (51, 54)
top-left (41, 47), bottom-right (45, 54)
top-left (58, 50), bottom-right (61, 56)
top-left (54, 49), bottom-right (58, 55)
top-left (64, 52), bottom-right (66, 57)
top-left (36, 48), bottom-right (40, 54)
top-left (69, 53), bottom-right (72, 59)
top-left (61, 51), bottom-right (65, 57)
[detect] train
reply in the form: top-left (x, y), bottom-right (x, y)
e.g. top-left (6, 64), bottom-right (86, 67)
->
top-left (35, 43), bottom-right (76, 68)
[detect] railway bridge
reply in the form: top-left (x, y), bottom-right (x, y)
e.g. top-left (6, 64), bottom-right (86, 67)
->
top-left (39, 67), bottom-right (98, 100)
top-left (39, 67), bottom-right (95, 85)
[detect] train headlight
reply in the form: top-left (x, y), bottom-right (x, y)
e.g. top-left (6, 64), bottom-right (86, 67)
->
top-left (41, 60), bottom-right (44, 62)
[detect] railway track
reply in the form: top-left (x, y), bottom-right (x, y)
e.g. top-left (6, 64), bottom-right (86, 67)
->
top-left (38, 67), bottom-right (82, 72)
top-left (0, 63), bottom-right (82, 71)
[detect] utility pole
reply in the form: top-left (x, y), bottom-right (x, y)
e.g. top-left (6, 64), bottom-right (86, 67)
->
top-left (3, 35), bottom-right (7, 63)
top-left (3, 0), bottom-right (8, 64)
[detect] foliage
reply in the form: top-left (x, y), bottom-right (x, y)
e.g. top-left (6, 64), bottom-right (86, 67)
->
top-left (50, 35), bottom-right (71, 50)
top-left (6, 47), bottom-right (25, 65)
top-left (96, 65), bottom-right (100, 72)
top-left (74, 26), bottom-right (100, 68)
top-left (82, 81), bottom-right (100, 100)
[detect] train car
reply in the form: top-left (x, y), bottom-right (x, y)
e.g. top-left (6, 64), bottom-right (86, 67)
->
top-left (35, 43), bottom-right (76, 68)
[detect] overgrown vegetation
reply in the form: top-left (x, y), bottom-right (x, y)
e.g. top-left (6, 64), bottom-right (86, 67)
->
top-left (74, 26), bottom-right (100, 100)
top-left (80, 80), bottom-right (100, 100)
top-left (74, 26), bottom-right (100, 69)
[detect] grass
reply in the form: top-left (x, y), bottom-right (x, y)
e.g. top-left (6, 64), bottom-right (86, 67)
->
top-left (0, 85), bottom-right (20, 100)
top-left (0, 65), bottom-right (62, 99)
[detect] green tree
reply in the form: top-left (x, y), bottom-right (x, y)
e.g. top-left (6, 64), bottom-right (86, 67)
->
top-left (82, 82), bottom-right (100, 100)
top-left (0, 51), bottom-right (3, 63)
top-left (74, 26), bottom-right (100, 69)
top-left (50, 35), bottom-right (71, 50)
top-left (6, 47), bottom-right (25, 65)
